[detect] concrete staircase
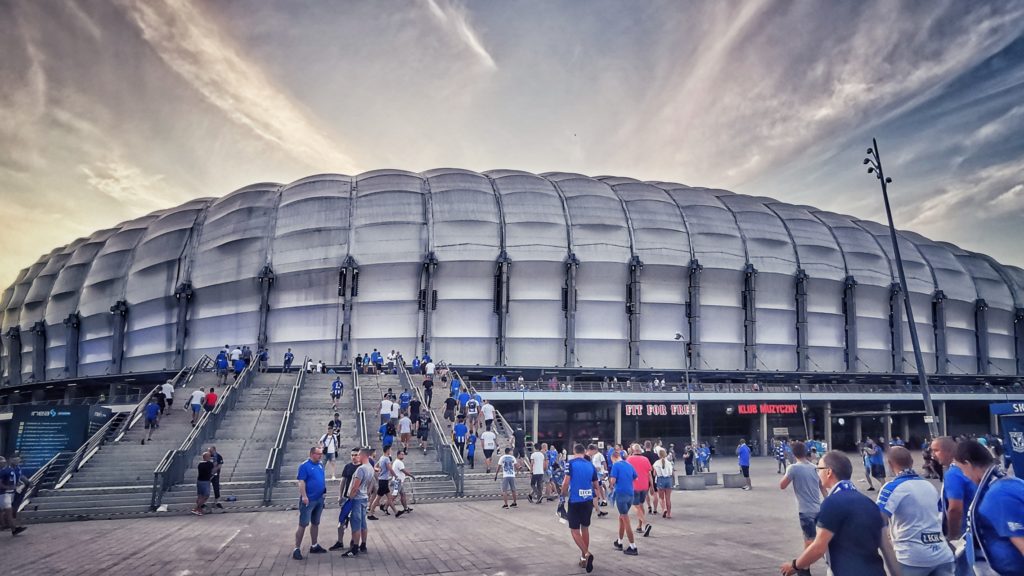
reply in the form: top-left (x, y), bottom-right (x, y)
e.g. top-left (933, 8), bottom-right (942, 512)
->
top-left (161, 371), bottom-right (292, 511)
top-left (274, 372), bottom-right (358, 500)
top-left (22, 371), bottom-right (223, 521)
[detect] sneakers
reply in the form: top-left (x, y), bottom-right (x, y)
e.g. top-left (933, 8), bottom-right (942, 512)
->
top-left (613, 540), bottom-right (623, 550)
top-left (292, 548), bottom-right (304, 560)
top-left (215, 502), bottom-right (224, 509)
top-left (190, 509), bottom-right (203, 516)
top-left (309, 544), bottom-right (327, 554)
top-left (624, 546), bottom-right (639, 556)
top-left (140, 439), bottom-right (145, 445)
top-left (12, 526), bottom-right (27, 536)
top-left (395, 510), bottom-right (405, 518)
top-left (741, 485), bottom-right (751, 491)
top-left (510, 502), bottom-right (517, 508)
top-left (359, 542), bottom-right (367, 552)
top-left (867, 487), bottom-right (876, 491)
top-left (502, 504), bottom-right (509, 509)
top-left (528, 495), bottom-right (534, 503)
top-left (367, 515), bottom-right (379, 521)
top-left (597, 511), bottom-right (608, 517)
top-left (329, 542), bottom-right (346, 551)
top-left (585, 553), bottom-right (594, 573)
top-left (341, 547), bottom-right (358, 558)
top-left (643, 524), bottom-right (652, 537)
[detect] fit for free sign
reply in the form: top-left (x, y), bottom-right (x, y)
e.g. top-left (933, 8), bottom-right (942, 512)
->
top-left (624, 403), bottom-right (696, 416)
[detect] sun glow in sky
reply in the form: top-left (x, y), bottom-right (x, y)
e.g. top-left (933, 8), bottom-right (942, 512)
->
top-left (2, 0), bottom-right (1024, 289)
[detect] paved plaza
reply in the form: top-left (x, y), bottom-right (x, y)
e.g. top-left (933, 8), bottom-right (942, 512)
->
top-left (4, 456), bottom-right (928, 575)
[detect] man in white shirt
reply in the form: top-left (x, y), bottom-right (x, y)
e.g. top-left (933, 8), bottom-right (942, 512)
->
top-left (161, 381), bottom-right (175, 412)
top-left (529, 446), bottom-right (546, 503)
top-left (379, 397), bottom-right (393, 426)
top-left (480, 430), bottom-right (498, 473)
top-left (589, 444), bottom-right (608, 507)
top-left (320, 425), bottom-right (339, 480)
top-left (389, 451), bottom-right (415, 517)
top-left (398, 414), bottom-right (413, 452)
top-left (482, 400), bottom-right (496, 432)
top-left (877, 446), bottom-right (954, 575)
top-left (495, 447), bottom-right (519, 508)
top-left (425, 361), bottom-right (435, 377)
top-left (188, 388), bottom-right (205, 426)
top-left (230, 346), bottom-right (242, 362)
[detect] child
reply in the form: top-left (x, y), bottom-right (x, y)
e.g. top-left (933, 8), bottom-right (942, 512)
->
top-left (466, 432), bottom-right (477, 469)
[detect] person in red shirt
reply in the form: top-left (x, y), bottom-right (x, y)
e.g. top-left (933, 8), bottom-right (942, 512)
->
top-left (626, 444), bottom-right (653, 537)
top-left (204, 388), bottom-right (218, 412)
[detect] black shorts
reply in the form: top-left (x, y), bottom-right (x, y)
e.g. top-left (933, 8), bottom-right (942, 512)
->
top-left (567, 501), bottom-right (593, 530)
top-left (514, 445), bottom-right (525, 459)
top-left (870, 464), bottom-right (886, 479)
top-left (740, 465), bottom-right (750, 478)
top-left (483, 449), bottom-right (494, 459)
top-left (331, 393), bottom-right (341, 399)
top-left (377, 479), bottom-right (389, 496)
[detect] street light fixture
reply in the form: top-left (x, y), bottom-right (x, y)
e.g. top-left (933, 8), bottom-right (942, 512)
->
top-left (863, 138), bottom-right (940, 438)
top-left (674, 332), bottom-right (697, 445)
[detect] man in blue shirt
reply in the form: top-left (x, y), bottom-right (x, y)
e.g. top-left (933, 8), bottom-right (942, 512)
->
top-left (399, 389), bottom-right (411, 412)
top-left (412, 356), bottom-right (420, 372)
top-left (736, 439), bottom-right (752, 490)
top-left (294, 447), bottom-right (327, 560)
top-left (608, 450), bottom-right (638, 555)
top-left (283, 349), bottom-right (294, 373)
top-left (867, 439), bottom-right (887, 489)
top-left (562, 444), bottom-right (599, 573)
top-left (955, 439), bottom-right (1024, 576)
top-left (780, 451), bottom-right (888, 576)
top-left (453, 417), bottom-right (468, 459)
top-left (930, 436), bottom-right (977, 547)
top-left (331, 378), bottom-right (344, 410)
top-left (142, 397), bottom-right (161, 445)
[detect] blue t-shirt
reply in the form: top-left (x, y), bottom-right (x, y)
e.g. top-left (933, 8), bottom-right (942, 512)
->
top-left (567, 458), bottom-right (598, 503)
top-left (547, 449), bottom-right (558, 466)
top-left (609, 460), bottom-right (637, 497)
top-left (869, 445), bottom-right (884, 466)
top-left (297, 459), bottom-right (326, 500)
top-left (284, 352), bottom-right (294, 363)
top-left (737, 444), bottom-right (751, 466)
top-left (817, 488), bottom-right (886, 576)
top-left (451, 379), bottom-right (461, 395)
top-left (454, 423), bottom-right (468, 442)
top-left (467, 435), bottom-right (477, 455)
top-left (145, 403), bottom-right (160, 420)
top-left (332, 380), bottom-right (343, 394)
top-left (458, 391), bottom-right (470, 407)
top-left (233, 358), bottom-right (245, 373)
top-left (216, 355), bottom-right (228, 370)
top-left (976, 477), bottom-right (1024, 575)
top-left (0, 466), bottom-right (15, 495)
top-left (399, 392), bottom-right (411, 409)
top-left (942, 464), bottom-right (977, 537)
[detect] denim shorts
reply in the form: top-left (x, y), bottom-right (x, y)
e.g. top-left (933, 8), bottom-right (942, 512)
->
top-left (655, 476), bottom-right (672, 490)
top-left (614, 492), bottom-right (633, 515)
top-left (196, 480), bottom-right (211, 497)
top-left (349, 498), bottom-right (368, 532)
top-left (298, 496), bottom-right (325, 527)
top-left (798, 513), bottom-right (817, 540)
top-left (632, 490), bottom-right (648, 506)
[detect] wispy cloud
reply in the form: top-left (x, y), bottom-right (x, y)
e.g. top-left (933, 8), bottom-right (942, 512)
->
top-left (424, 0), bottom-right (497, 70)
top-left (115, 0), bottom-right (356, 172)
top-left (79, 158), bottom-right (189, 210)
top-left (907, 160), bottom-right (1024, 229)
top-left (0, 13), bottom-right (47, 173)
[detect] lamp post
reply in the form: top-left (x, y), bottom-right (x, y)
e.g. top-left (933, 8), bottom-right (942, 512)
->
top-left (863, 139), bottom-right (940, 438)
top-left (675, 333), bottom-right (696, 445)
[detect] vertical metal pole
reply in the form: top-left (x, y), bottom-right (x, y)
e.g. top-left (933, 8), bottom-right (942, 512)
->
top-left (868, 138), bottom-right (939, 438)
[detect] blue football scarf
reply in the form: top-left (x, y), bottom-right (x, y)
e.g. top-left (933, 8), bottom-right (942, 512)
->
top-left (965, 465), bottom-right (1004, 572)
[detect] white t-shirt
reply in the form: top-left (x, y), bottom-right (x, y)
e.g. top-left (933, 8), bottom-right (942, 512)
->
top-left (161, 383), bottom-right (174, 399)
top-left (654, 459), bottom-right (674, 478)
top-left (591, 452), bottom-right (606, 475)
top-left (307, 361), bottom-right (315, 372)
top-left (466, 400), bottom-right (479, 415)
top-left (319, 433), bottom-right (337, 454)
top-left (390, 402), bottom-right (399, 418)
top-left (482, 403), bottom-right (496, 420)
top-left (425, 362), bottom-right (435, 375)
top-left (481, 431), bottom-right (497, 450)
top-left (877, 475), bottom-right (954, 567)
top-left (530, 451), bottom-right (546, 474)
top-left (230, 348), bottom-right (241, 361)
top-left (380, 399), bottom-right (393, 415)
top-left (499, 454), bottom-right (517, 478)
top-left (189, 390), bottom-right (205, 405)
top-left (398, 417), bottom-right (412, 434)
top-left (392, 458), bottom-right (407, 482)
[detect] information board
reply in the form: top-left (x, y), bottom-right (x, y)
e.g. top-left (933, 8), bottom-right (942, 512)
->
top-left (6, 405), bottom-right (91, 474)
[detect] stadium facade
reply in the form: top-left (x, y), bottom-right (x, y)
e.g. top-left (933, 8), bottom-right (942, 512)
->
top-left (3, 168), bottom-right (1024, 386)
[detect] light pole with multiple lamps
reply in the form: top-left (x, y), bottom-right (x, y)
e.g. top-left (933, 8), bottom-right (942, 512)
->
top-left (863, 138), bottom-right (940, 438)
top-left (675, 332), bottom-right (697, 445)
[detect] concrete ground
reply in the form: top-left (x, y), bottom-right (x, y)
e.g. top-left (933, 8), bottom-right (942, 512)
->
top-left (2, 455), bottom-right (931, 575)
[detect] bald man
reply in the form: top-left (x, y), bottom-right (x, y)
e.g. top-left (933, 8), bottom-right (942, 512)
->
top-left (930, 436), bottom-right (976, 542)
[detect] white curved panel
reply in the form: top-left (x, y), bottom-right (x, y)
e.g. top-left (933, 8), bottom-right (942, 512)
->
top-left (489, 172), bottom-right (568, 263)
top-left (767, 203), bottom-right (846, 281)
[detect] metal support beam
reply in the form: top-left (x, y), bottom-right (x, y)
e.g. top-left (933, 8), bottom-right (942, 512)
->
top-left (743, 265), bottom-right (757, 371)
top-left (4, 327), bottom-right (21, 386)
top-left (614, 401), bottom-right (622, 446)
top-left (532, 400), bottom-right (540, 442)
top-left (30, 321), bottom-right (46, 381)
top-left (883, 402), bottom-right (893, 443)
top-left (687, 260), bottom-right (702, 370)
top-left (975, 299), bottom-right (990, 375)
top-left (63, 312), bottom-right (80, 378)
top-left (795, 269), bottom-right (809, 372)
top-left (420, 253), bottom-right (438, 358)
top-left (890, 283), bottom-right (904, 373)
top-left (627, 256), bottom-right (643, 369)
top-left (339, 256), bottom-right (358, 363)
top-left (173, 282), bottom-right (192, 370)
top-left (256, 265), bottom-right (275, 351)
top-left (843, 276), bottom-right (858, 372)
top-left (563, 254), bottom-right (579, 368)
top-left (109, 300), bottom-right (128, 375)
top-left (494, 252), bottom-right (510, 367)
top-left (933, 291), bottom-right (947, 374)
top-left (823, 402), bottom-right (832, 450)
top-left (939, 401), bottom-right (947, 436)
top-left (1016, 308), bottom-right (1024, 376)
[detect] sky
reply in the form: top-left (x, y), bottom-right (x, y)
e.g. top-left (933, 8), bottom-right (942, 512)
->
top-left (2, 0), bottom-right (1024, 290)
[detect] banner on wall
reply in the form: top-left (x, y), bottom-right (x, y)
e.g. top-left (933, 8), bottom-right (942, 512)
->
top-left (989, 403), bottom-right (1024, 474)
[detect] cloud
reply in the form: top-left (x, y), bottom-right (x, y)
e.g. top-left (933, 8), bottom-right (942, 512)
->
top-left (115, 0), bottom-right (356, 172)
top-left (906, 160), bottom-right (1024, 230)
top-left (424, 0), bottom-right (497, 70)
top-left (0, 13), bottom-right (48, 172)
top-left (79, 158), bottom-right (190, 210)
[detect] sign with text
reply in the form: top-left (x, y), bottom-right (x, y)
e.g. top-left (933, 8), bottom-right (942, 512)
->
top-left (6, 405), bottom-right (90, 474)
top-left (624, 403), bottom-right (696, 417)
top-left (736, 403), bottom-right (800, 415)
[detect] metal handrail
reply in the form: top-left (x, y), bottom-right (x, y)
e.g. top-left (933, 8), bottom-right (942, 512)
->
top-left (353, 366), bottom-right (369, 448)
top-left (117, 356), bottom-right (212, 442)
top-left (16, 451), bottom-right (63, 512)
top-left (263, 356), bottom-right (307, 503)
top-left (399, 361), bottom-right (463, 495)
top-left (151, 358), bottom-right (254, 509)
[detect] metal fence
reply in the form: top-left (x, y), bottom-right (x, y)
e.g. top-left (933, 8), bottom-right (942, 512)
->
top-left (465, 379), bottom-right (1018, 396)
top-left (263, 357), bottom-right (307, 504)
top-left (399, 362), bottom-right (463, 495)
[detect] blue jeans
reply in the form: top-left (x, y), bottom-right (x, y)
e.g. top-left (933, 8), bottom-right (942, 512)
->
top-left (298, 496), bottom-right (325, 527)
top-left (899, 562), bottom-right (954, 576)
top-left (349, 498), bottom-right (368, 532)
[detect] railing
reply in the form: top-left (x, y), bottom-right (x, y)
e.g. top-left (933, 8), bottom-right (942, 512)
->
top-left (16, 452), bottom-right (64, 512)
top-left (399, 361), bottom-right (463, 495)
top-left (50, 358), bottom-right (206, 490)
top-left (456, 368), bottom-right (517, 445)
top-left (353, 366), bottom-right (369, 448)
top-left (463, 379), bottom-right (1019, 396)
top-left (151, 359), bottom-right (255, 509)
top-left (263, 357), bottom-right (307, 504)
top-left (116, 356), bottom-right (212, 442)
